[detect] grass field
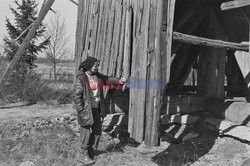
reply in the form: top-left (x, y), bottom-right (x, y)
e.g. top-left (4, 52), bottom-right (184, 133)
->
top-left (35, 62), bottom-right (75, 81)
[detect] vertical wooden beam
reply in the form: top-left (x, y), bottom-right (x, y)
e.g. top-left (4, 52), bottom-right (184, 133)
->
top-left (128, 0), bottom-right (149, 142)
top-left (123, 2), bottom-right (132, 79)
top-left (109, 0), bottom-right (123, 76)
top-left (75, 0), bottom-right (91, 73)
top-left (116, 0), bottom-right (127, 77)
top-left (83, 0), bottom-right (95, 57)
top-left (145, 0), bottom-right (157, 146)
top-left (0, 0), bottom-right (55, 91)
top-left (198, 10), bottom-right (226, 98)
top-left (144, 0), bottom-right (176, 147)
top-left (89, 0), bottom-right (101, 58)
top-left (164, 0), bottom-right (176, 85)
top-left (101, 0), bottom-right (115, 75)
top-left (96, 0), bottom-right (109, 62)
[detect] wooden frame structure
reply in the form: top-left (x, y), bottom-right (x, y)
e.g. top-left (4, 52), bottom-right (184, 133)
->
top-left (74, 0), bottom-right (250, 147)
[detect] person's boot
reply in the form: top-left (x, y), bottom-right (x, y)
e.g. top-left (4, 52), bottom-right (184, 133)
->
top-left (88, 147), bottom-right (94, 159)
top-left (76, 150), bottom-right (95, 165)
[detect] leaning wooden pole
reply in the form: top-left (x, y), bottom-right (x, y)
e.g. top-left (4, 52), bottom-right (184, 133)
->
top-left (0, 0), bottom-right (55, 92)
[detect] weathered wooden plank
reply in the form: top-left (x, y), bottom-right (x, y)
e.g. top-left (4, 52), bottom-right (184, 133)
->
top-left (123, 2), bottom-right (132, 79)
top-left (128, 0), bottom-right (137, 139)
top-left (116, 0), bottom-right (127, 77)
top-left (197, 10), bottom-right (226, 98)
top-left (89, 0), bottom-right (101, 58)
top-left (0, 0), bottom-right (55, 91)
top-left (74, 0), bottom-right (84, 73)
top-left (78, 0), bottom-right (91, 63)
top-left (128, 0), bottom-right (136, 139)
top-left (163, 0), bottom-right (176, 85)
top-left (221, 0), bottom-right (250, 11)
top-left (129, 0), bottom-right (149, 142)
top-left (145, 0), bottom-right (157, 146)
top-left (173, 32), bottom-right (249, 52)
top-left (146, 0), bottom-right (176, 147)
top-left (101, 0), bottom-right (115, 75)
top-left (109, 0), bottom-right (123, 77)
top-left (135, 0), bottom-right (150, 143)
top-left (96, 0), bottom-right (109, 62)
top-left (83, 0), bottom-right (95, 57)
top-left (129, 0), bottom-right (148, 141)
top-left (94, 0), bottom-right (104, 59)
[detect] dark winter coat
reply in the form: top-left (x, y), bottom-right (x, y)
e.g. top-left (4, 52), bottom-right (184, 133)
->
top-left (73, 69), bottom-right (120, 126)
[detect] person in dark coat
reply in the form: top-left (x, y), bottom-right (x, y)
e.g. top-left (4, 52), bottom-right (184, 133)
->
top-left (73, 56), bottom-right (126, 165)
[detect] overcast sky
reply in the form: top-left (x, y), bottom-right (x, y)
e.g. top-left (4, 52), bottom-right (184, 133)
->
top-left (0, 0), bottom-right (77, 57)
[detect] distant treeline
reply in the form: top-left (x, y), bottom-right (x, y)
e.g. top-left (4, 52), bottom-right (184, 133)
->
top-left (36, 57), bottom-right (75, 64)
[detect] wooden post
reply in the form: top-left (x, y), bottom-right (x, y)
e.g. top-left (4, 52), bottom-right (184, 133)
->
top-left (128, 0), bottom-right (149, 142)
top-left (0, 0), bottom-right (55, 91)
top-left (144, 0), bottom-right (175, 147)
top-left (198, 10), bottom-right (227, 98)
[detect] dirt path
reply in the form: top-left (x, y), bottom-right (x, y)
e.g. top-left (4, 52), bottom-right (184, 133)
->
top-left (0, 103), bottom-right (75, 125)
top-left (1, 103), bottom-right (250, 166)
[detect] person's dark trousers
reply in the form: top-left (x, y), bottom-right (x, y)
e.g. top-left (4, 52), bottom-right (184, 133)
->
top-left (79, 107), bottom-right (102, 156)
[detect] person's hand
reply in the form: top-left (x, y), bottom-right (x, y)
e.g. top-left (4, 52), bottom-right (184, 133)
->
top-left (100, 114), bottom-right (106, 123)
top-left (119, 77), bottom-right (127, 85)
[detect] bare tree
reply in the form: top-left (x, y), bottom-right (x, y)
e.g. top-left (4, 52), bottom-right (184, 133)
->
top-left (45, 12), bottom-right (71, 80)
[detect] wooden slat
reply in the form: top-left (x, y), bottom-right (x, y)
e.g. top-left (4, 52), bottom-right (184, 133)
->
top-left (109, 0), bottom-right (123, 77)
top-left (0, 0), bottom-right (55, 91)
top-left (221, 0), bottom-right (250, 11)
top-left (78, 0), bottom-right (91, 63)
top-left (116, 0), bottom-right (127, 77)
top-left (96, 0), bottom-right (109, 61)
top-left (173, 32), bottom-right (249, 52)
top-left (74, 0), bottom-right (84, 73)
top-left (149, 0), bottom-right (163, 146)
top-left (128, 0), bottom-right (136, 139)
top-left (94, 0), bottom-right (104, 59)
top-left (83, 0), bottom-right (95, 57)
top-left (129, 0), bottom-right (148, 141)
top-left (136, 0), bottom-right (150, 143)
top-left (145, 0), bottom-right (157, 146)
top-left (89, 0), bottom-right (101, 58)
top-left (128, 0), bottom-right (138, 139)
top-left (123, 2), bottom-right (132, 79)
top-left (164, 0), bottom-right (176, 87)
top-left (101, 0), bottom-right (115, 75)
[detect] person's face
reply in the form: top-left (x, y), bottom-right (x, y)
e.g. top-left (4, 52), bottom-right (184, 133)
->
top-left (89, 61), bottom-right (100, 74)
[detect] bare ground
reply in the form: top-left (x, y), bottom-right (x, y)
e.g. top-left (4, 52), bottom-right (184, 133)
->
top-left (0, 104), bottom-right (250, 166)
